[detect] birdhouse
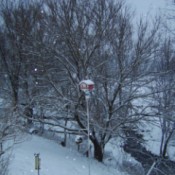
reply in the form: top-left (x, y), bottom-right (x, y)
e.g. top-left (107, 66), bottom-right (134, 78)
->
top-left (75, 136), bottom-right (83, 144)
top-left (79, 80), bottom-right (94, 92)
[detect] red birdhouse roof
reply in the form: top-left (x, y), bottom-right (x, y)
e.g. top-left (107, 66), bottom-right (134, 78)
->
top-left (79, 80), bottom-right (94, 86)
top-left (79, 80), bottom-right (94, 91)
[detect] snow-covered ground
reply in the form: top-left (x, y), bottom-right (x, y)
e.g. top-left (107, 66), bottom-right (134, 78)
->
top-left (9, 135), bottom-right (128, 175)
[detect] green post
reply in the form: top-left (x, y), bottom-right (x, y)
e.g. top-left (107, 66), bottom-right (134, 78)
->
top-left (34, 153), bottom-right (40, 175)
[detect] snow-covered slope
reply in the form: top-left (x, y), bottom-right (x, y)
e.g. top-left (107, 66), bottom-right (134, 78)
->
top-left (9, 135), bottom-right (128, 175)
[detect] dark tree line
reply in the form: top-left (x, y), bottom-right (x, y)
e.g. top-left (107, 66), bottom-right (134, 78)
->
top-left (0, 0), bottom-right (175, 174)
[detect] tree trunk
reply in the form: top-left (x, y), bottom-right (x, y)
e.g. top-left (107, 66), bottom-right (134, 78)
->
top-left (162, 130), bottom-right (174, 158)
top-left (74, 113), bottom-right (103, 161)
top-left (91, 138), bottom-right (103, 162)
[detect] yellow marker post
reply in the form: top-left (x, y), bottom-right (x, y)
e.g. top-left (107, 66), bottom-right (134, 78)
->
top-left (34, 153), bottom-right (40, 175)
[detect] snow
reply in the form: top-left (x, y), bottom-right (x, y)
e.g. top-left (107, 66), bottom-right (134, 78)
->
top-left (143, 120), bottom-right (175, 161)
top-left (79, 80), bottom-right (94, 85)
top-left (9, 135), bottom-right (128, 175)
top-left (142, 120), bottom-right (162, 155)
top-left (5, 0), bottom-right (175, 174)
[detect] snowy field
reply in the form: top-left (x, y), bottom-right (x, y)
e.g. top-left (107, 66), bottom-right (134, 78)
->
top-left (9, 135), bottom-right (128, 175)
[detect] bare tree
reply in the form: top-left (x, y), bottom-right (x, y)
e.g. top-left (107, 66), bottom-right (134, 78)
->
top-left (152, 38), bottom-right (175, 158)
top-left (42, 0), bottom-right (160, 161)
top-left (0, 1), bottom-right (46, 173)
top-left (0, 0), bottom-right (47, 123)
top-left (0, 0), bottom-right (162, 164)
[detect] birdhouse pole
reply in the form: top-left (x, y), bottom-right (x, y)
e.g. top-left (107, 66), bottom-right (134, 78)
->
top-left (79, 80), bottom-right (94, 175)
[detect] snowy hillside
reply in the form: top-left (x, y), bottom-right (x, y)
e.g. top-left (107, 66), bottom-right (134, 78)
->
top-left (9, 135), bottom-right (128, 175)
